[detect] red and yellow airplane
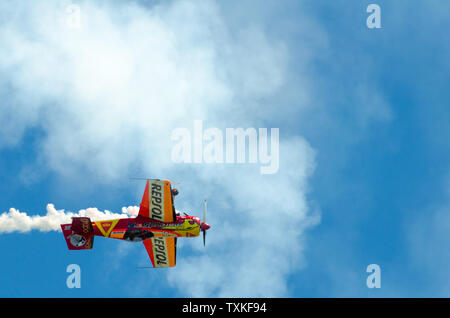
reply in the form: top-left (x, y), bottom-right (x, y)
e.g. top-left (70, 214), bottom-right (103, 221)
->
top-left (60, 179), bottom-right (210, 268)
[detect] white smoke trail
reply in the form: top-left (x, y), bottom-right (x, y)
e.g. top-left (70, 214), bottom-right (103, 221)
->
top-left (0, 204), bottom-right (139, 233)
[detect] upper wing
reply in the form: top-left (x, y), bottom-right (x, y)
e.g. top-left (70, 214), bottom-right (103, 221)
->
top-left (143, 237), bottom-right (177, 267)
top-left (138, 179), bottom-right (176, 223)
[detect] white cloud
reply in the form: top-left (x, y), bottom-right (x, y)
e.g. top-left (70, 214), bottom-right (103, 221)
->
top-left (167, 137), bottom-right (320, 297)
top-left (0, 0), bottom-right (319, 296)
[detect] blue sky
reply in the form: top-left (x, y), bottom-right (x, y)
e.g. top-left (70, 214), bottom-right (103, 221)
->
top-left (0, 0), bottom-right (449, 297)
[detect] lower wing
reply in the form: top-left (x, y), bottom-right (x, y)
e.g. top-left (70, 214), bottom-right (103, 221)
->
top-left (143, 237), bottom-right (177, 267)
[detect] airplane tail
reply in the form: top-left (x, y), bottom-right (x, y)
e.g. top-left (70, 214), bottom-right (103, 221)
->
top-left (61, 217), bottom-right (95, 250)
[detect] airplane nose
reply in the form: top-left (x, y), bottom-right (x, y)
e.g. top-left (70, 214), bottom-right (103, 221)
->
top-left (201, 222), bottom-right (210, 231)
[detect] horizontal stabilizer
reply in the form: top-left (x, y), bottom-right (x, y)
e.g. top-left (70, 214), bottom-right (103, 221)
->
top-left (61, 217), bottom-right (94, 250)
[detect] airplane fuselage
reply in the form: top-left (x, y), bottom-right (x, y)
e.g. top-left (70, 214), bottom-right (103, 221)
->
top-left (91, 215), bottom-right (202, 242)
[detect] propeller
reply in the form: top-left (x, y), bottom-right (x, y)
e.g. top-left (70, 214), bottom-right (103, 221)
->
top-left (203, 228), bottom-right (206, 246)
top-left (201, 200), bottom-right (210, 246)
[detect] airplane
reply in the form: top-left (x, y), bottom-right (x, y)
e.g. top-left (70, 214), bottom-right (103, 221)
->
top-left (60, 179), bottom-right (211, 268)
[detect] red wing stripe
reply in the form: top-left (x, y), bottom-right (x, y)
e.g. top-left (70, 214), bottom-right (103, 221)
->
top-left (138, 180), bottom-right (150, 218)
top-left (143, 239), bottom-right (156, 267)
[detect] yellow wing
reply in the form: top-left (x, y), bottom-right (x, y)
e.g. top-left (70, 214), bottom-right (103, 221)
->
top-left (143, 237), bottom-right (177, 267)
top-left (138, 179), bottom-right (176, 223)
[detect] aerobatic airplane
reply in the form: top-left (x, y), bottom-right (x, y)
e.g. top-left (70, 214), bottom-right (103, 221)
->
top-left (60, 179), bottom-right (210, 267)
